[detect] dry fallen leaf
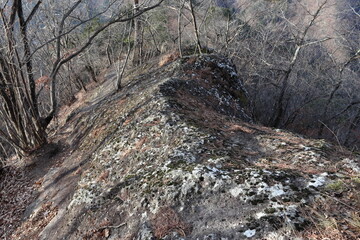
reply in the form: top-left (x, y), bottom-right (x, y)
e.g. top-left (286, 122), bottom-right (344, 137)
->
top-left (227, 124), bottom-right (255, 134)
top-left (104, 228), bottom-right (110, 238)
top-left (34, 177), bottom-right (44, 186)
top-left (97, 170), bottom-right (109, 182)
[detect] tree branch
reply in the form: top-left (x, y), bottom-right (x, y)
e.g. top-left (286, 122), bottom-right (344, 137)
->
top-left (45, 0), bottom-right (165, 126)
top-left (24, 0), bottom-right (42, 26)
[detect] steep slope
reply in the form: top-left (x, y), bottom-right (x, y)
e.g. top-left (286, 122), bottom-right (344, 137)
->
top-left (9, 54), bottom-right (360, 240)
top-left (232, 0), bottom-right (357, 61)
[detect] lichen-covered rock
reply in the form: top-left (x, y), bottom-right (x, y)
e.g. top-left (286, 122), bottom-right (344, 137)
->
top-left (13, 54), bottom-right (360, 240)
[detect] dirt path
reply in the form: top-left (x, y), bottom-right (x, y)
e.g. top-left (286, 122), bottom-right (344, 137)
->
top-left (0, 65), bottom-right (120, 239)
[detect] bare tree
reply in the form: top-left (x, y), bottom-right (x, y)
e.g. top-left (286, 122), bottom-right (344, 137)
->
top-left (132, 0), bottom-right (142, 65)
top-left (0, 0), bottom-right (164, 156)
top-left (269, 0), bottom-right (331, 127)
top-left (177, 0), bottom-right (186, 57)
top-left (188, 0), bottom-right (202, 54)
top-left (116, 21), bottom-right (133, 90)
top-left (0, 0), bottom-right (47, 155)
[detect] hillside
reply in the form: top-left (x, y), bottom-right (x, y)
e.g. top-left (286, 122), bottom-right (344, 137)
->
top-left (231, 0), bottom-right (356, 61)
top-left (1, 54), bottom-right (360, 239)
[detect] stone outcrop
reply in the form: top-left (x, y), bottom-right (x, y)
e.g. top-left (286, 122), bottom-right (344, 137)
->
top-left (11, 54), bottom-right (360, 239)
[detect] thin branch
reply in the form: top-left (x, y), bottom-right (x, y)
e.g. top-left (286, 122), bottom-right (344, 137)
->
top-left (318, 120), bottom-right (343, 149)
top-left (326, 100), bottom-right (360, 122)
top-left (56, 0), bottom-right (82, 61)
top-left (300, 37), bottom-right (332, 48)
top-left (24, 0), bottom-right (42, 26)
top-left (99, 222), bottom-right (126, 230)
top-left (350, 5), bottom-right (360, 18)
top-left (28, 1), bottom-right (118, 60)
top-left (56, 0), bottom-right (164, 71)
top-left (46, 0), bottom-right (165, 124)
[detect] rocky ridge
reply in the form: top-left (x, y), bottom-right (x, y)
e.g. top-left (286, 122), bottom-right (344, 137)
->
top-left (9, 54), bottom-right (360, 239)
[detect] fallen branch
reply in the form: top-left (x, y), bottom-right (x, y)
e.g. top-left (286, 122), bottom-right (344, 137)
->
top-left (99, 222), bottom-right (126, 230)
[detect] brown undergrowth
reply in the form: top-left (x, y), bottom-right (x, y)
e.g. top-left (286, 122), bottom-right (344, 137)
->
top-left (0, 166), bottom-right (35, 239)
top-left (11, 201), bottom-right (58, 240)
top-left (158, 51), bottom-right (180, 67)
top-left (300, 177), bottom-right (360, 240)
top-left (151, 207), bottom-right (191, 239)
top-left (0, 78), bottom-right (103, 239)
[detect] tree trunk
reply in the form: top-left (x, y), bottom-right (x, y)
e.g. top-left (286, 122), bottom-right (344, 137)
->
top-left (132, 0), bottom-right (142, 65)
top-left (85, 65), bottom-right (97, 83)
top-left (117, 22), bottom-right (133, 91)
top-left (189, 0), bottom-right (202, 54)
top-left (17, 0), bottom-right (39, 118)
top-left (178, 0), bottom-right (185, 57)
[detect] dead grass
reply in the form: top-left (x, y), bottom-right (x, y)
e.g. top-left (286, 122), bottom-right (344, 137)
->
top-left (12, 201), bottom-right (58, 240)
top-left (151, 207), bottom-right (191, 239)
top-left (0, 166), bottom-right (36, 239)
top-left (135, 137), bottom-right (148, 150)
top-left (225, 124), bottom-right (255, 134)
top-left (298, 177), bottom-right (360, 240)
top-left (158, 51), bottom-right (180, 67)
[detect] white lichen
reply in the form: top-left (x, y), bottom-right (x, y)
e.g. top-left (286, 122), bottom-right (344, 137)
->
top-left (269, 184), bottom-right (286, 198)
top-left (230, 186), bottom-right (243, 198)
top-left (243, 229), bottom-right (256, 238)
top-left (308, 173), bottom-right (328, 187)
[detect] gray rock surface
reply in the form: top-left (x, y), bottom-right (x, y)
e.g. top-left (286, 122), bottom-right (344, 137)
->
top-left (11, 54), bottom-right (360, 240)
